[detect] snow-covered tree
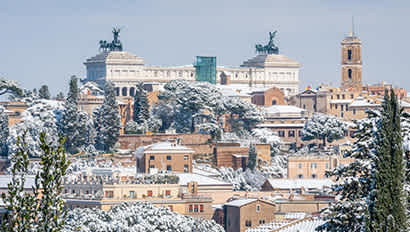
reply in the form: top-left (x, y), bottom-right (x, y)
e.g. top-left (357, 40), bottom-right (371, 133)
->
top-left (61, 76), bottom-right (81, 154)
top-left (247, 144), bottom-right (257, 170)
top-left (124, 120), bottom-right (144, 134)
top-left (2, 132), bottom-right (70, 231)
top-left (63, 201), bottom-right (224, 232)
top-left (0, 78), bottom-right (23, 97)
top-left (317, 110), bottom-right (379, 232)
top-left (94, 81), bottom-right (121, 152)
top-left (302, 113), bottom-right (349, 147)
top-left (219, 167), bottom-right (266, 191)
top-left (151, 103), bottom-right (174, 132)
top-left (8, 99), bottom-right (64, 157)
top-left (133, 82), bottom-right (150, 124)
top-left (0, 106), bottom-right (8, 156)
top-left (367, 91), bottom-right (406, 231)
top-left (38, 84), bottom-right (51, 100)
top-left (252, 128), bottom-right (281, 155)
top-left (224, 97), bottom-right (263, 134)
top-left (56, 91), bottom-right (65, 100)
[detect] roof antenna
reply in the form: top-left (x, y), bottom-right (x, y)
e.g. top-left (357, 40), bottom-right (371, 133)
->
top-left (350, 16), bottom-right (355, 37)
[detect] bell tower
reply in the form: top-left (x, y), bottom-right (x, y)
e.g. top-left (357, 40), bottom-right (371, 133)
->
top-left (341, 19), bottom-right (362, 91)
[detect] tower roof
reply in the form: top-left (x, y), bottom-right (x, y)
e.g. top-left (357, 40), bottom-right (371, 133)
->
top-left (241, 54), bottom-right (301, 68)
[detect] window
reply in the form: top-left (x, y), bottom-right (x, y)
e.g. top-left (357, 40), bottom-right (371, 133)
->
top-left (278, 131), bottom-right (285, 137)
top-left (348, 49), bottom-right (352, 60)
top-left (341, 105), bottom-right (344, 111)
top-left (129, 87), bottom-right (135, 97)
top-left (105, 191), bottom-right (114, 198)
top-left (200, 205), bottom-right (204, 213)
top-left (115, 87), bottom-right (120, 96)
top-left (342, 94), bottom-right (345, 99)
top-left (348, 69), bottom-right (352, 79)
top-left (351, 94), bottom-right (354, 99)
top-left (298, 163), bottom-right (302, 169)
top-left (245, 220), bottom-right (252, 227)
top-left (167, 165), bottom-right (172, 171)
top-left (184, 155), bottom-right (188, 161)
top-left (122, 87), bottom-right (127, 96)
top-left (194, 205), bottom-right (199, 212)
top-left (303, 104), bottom-right (306, 109)
top-left (165, 190), bottom-right (171, 197)
top-left (288, 130), bottom-right (295, 137)
top-left (341, 112), bottom-right (344, 118)
top-left (335, 104), bottom-right (338, 109)
top-left (272, 100), bottom-right (277, 105)
top-left (147, 190), bottom-right (153, 197)
top-left (346, 104), bottom-right (349, 111)
top-left (149, 165), bottom-right (155, 169)
top-left (189, 205), bottom-right (193, 212)
top-left (166, 155), bottom-right (171, 161)
top-left (311, 163), bottom-right (317, 169)
top-left (150, 156), bottom-right (155, 160)
top-left (129, 191), bottom-right (135, 199)
top-left (298, 131), bottom-right (302, 137)
top-left (259, 220), bottom-right (266, 225)
top-left (256, 204), bottom-right (260, 212)
top-left (184, 165), bottom-right (189, 173)
top-left (326, 163), bottom-right (329, 169)
top-left (353, 109), bottom-right (356, 115)
top-left (298, 174), bottom-right (303, 179)
top-left (312, 174), bottom-right (317, 179)
top-left (337, 95), bottom-right (340, 99)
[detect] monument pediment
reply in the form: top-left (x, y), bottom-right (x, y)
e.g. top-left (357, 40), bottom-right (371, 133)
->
top-left (84, 51), bottom-right (145, 65)
top-left (241, 54), bottom-right (301, 68)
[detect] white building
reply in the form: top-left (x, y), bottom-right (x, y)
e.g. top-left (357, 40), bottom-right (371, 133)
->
top-left (83, 50), bottom-right (301, 99)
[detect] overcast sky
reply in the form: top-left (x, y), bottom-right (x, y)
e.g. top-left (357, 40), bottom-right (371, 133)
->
top-left (1, 0), bottom-right (409, 95)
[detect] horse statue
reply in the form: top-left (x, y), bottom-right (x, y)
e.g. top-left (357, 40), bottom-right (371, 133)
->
top-left (97, 27), bottom-right (123, 52)
top-left (255, 30), bottom-right (279, 55)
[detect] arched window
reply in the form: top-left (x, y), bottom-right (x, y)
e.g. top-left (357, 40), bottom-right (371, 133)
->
top-left (115, 87), bottom-right (120, 96)
top-left (312, 174), bottom-right (317, 179)
top-left (272, 100), bottom-right (277, 105)
top-left (122, 87), bottom-right (127, 96)
top-left (129, 87), bottom-right (135, 97)
top-left (298, 174), bottom-right (303, 179)
top-left (348, 69), bottom-right (352, 79)
top-left (348, 49), bottom-right (352, 60)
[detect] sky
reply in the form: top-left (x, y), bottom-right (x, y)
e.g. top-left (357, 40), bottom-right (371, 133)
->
top-left (1, 0), bottom-right (409, 95)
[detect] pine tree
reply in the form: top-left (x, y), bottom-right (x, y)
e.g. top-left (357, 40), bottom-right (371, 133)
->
top-left (317, 110), bottom-right (380, 232)
top-left (95, 81), bottom-right (121, 152)
top-left (61, 76), bottom-right (81, 154)
top-left (368, 90), bottom-right (406, 232)
top-left (247, 144), bottom-right (257, 170)
top-left (0, 106), bottom-right (8, 156)
top-left (2, 132), bottom-right (70, 232)
top-left (133, 82), bottom-right (150, 124)
top-left (0, 78), bottom-right (23, 97)
top-left (38, 85), bottom-right (50, 99)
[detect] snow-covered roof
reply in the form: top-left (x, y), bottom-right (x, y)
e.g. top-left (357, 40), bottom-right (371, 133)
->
top-left (135, 141), bottom-right (195, 156)
top-left (349, 97), bottom-right (378, 107)
top-left (241, 54), bottom-right (301, 68)
top-left (192, 167), bottom-right (220, 177)
top-left (264, 105), bottom-right (306, 114)
top-left (175, 173), bottom-right (232, 186)
top-left (266, 178), bottom-right (334, 190)
top-left (85, 51), bottom-right (145, 65)
top-left (0, 175), bottom-right (36, 189)
top-left (330, 99), bottom-right (353, 104)
top-left (224, 198), bottom-right (257, 207)
top-left (276, 219), bottom-right (324, 232)
top-left (256, 123), bottom-right (305, 128)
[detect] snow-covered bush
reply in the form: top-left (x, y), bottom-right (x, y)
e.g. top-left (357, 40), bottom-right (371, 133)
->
top-left (251, 128), bottom-right (281, 155)
top-left (63, 202), bottom-right (224, 232)
top-left (7, 99), bottom-right (64, 157)
top-left (219, 167), bottom-right (266, 191)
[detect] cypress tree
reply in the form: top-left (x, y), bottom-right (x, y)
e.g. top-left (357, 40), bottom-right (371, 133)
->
top-left (0, 106), bottom-right (8, 156)
top-left (133, 82), bottom-right (150, 124)
top-left (61, 76), bottom-right (80, 154)
top-left (247, 144), bottom-right (257, 170)
top-left (368, 90), bottom-right (406, 232)
top-left (38, 85), bottom-right (50, 99)
top-left (95, 81), bottom-right (121, 152)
